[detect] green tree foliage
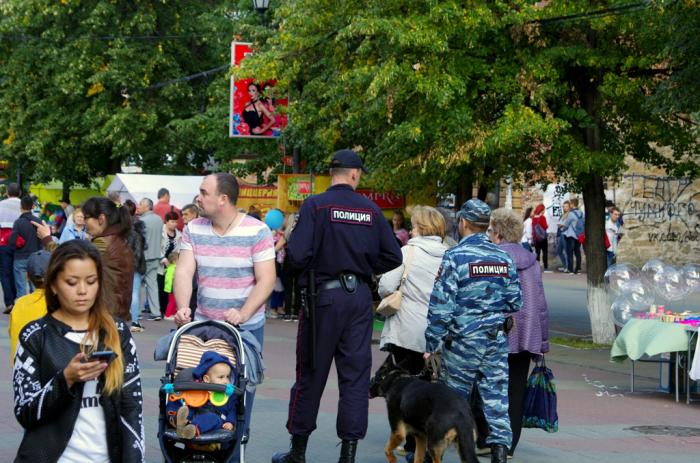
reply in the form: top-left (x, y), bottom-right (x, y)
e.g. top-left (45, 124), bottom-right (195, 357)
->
top-left (0, 0), bottom-right (254, 188)
top-left (243, 0), bottom-right (699, 342)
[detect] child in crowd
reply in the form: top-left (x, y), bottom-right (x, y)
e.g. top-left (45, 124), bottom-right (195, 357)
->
top-left (163, 251), bottom-right (179, 319)
top-left (8, 249), bottom-right (51, 364)
top-left (169, 351), bottom-right (237, 439)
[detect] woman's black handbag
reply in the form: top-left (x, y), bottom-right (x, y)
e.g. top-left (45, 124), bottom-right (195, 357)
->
top-left (522, 356), bottom-right (559, 433)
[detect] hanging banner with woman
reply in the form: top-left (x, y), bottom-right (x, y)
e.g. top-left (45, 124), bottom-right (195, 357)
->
top-left (229, 41), bottom-right (288, 138)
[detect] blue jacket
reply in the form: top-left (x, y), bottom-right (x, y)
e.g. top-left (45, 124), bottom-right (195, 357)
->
top-left (58, 222), bottom-right (87, 244)
top-left (287, 183), bottom-right (402, 285)
top-left (425, 233), bottom-right (522, 352)
top-left (564, 208), bottom-right (585, 239)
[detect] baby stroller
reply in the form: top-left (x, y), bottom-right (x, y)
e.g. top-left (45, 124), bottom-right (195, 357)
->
top-left (158, 320), bottom-right (248, 463)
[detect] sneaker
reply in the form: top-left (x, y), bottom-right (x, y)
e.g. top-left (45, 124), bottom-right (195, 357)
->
top-left (164, 315), bottom-right (175, 321)
top-left (176, 405), bottom-right (197, 439)
top-left (130, 322), bottom-right (144, 333)
top-left (544, 269), bottom-right (553, 273)
top-left (557, 267), bottom-right (567, 272)
top-left (3, 305), bottom-right (13, 315)
top-left (147, 315), bottom-right (162, 321)
top-left (475, 446), bottom-right (513, 459)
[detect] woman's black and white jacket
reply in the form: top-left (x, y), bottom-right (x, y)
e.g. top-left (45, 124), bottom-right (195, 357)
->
top-left (13, 314), bottom-right (145, 463)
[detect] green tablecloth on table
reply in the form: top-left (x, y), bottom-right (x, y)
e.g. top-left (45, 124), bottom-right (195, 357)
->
top-left (610, 319), bottom-right (691, 362)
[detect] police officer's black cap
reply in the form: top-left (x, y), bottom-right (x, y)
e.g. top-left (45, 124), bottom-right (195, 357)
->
top-left (330, 149), bottom-right (369, 174)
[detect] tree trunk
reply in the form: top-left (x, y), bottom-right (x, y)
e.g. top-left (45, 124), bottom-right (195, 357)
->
top-left (61, 181), bottom-right (71, 203)
top-left (582, 174), bottom-right (616, 344)
top-left (580, 75), bottom-right (615, 344)
top-left (456, 167), bottom-right (474, 207)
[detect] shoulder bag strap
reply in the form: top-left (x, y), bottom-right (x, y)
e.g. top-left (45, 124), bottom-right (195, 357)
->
top-left (397, 245), bottom-right (415, 291)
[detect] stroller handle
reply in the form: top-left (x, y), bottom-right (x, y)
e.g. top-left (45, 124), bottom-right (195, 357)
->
top-left (162, 380), bottom-right (247, 397)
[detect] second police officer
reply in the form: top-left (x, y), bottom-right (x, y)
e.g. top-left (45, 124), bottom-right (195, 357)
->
top-left (425, 199), bottom-right (522, 463)
top-left (272, 149), bottom-right (403, 463)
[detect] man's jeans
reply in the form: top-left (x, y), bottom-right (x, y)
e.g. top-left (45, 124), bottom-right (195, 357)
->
top-left (233, 324), bottom-right (264, 460)
top-left (130, 272), bottom-right (143, 323)
top-left (607, 251), bottom-right (616, 268)
top-left (556, 234), bottom-right (568, 269)
top-left (0, 246), bottom-right (15, 306)
top-left (144, 259), bottom-right (160, 316)
top-left (13, 258), bottom-right (33, 299)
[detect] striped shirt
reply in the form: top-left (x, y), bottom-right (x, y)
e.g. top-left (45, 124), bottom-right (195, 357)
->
top-left (180, 215), bottom-right (275, 330)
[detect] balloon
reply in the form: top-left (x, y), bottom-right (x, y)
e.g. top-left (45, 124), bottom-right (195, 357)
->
top-left (682, 264), bottom-right (700, 293)
top-left (264, 209), bottom-right (284, 230)
top-left (653, 265), bottom-right (689, 301)
top-left (642, 259), bottom-right (666, 286)
top-left (610, 295), bottom-right (638, 326)
top-left (622, 279), bottom-right (655, 309)
top-left (604, 264), bottom-right (641, 295)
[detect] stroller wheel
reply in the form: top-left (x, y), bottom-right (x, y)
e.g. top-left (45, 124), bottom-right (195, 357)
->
top-left (179, 454), bottom-right (219, 463)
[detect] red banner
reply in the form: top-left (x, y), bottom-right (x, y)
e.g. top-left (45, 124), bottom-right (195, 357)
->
top-left (356, 189), bottom-right (405, 209)
top-left (230, 42), bottom-right (288, 138)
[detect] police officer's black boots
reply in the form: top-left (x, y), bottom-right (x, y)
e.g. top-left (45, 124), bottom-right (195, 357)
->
top-left (338, 439), bottom-right (357, 463)
top-left (271, 434), bottom-right (308, 463)
top-left (491, 444), bottom-right (508, 463)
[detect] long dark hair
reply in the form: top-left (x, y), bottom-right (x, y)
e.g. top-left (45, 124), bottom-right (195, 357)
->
top-left (82, 196), bottom-right (132, 238)
top-left (523, 207), bottom-right (533, 221)
top-left (44, 240), bottom-right (124, 394)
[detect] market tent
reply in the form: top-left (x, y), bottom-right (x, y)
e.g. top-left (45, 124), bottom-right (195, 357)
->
top-left (106, 174), bottom-right (204, 209)
top-left (30, 177), bottom-right (113, 205)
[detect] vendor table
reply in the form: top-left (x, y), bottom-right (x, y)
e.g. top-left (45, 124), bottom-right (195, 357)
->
top-left (610, 319), bottom-right (698, 403)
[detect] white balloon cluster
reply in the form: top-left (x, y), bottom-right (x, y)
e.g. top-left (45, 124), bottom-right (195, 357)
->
top-left (605, 260), bottom-right (700, 326)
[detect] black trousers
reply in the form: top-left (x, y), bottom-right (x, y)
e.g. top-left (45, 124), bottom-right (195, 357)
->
top-left (565, 237), bottom-right (582, 273)
top-left (534, 239), bottom-right (548, 270)
top-left (282, 265), bottom-right (300, 317)
top-left (507, 351), bottom-right (532, 455)
top-left (157, 274), bottom-right (168, 317)
top-left (286, 284), bottom-right (373, 440)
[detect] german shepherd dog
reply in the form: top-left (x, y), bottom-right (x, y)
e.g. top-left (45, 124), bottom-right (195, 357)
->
top-left (369, 355), bottom-right (479, 463)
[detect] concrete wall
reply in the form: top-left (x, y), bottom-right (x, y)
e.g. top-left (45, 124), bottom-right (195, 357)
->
top-left (615, 159), bottom-right (700, 267)
top-left (507, 158), bottom-right (700, 268)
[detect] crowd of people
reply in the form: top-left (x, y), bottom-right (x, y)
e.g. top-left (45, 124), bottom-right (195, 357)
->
top-left (0, 160), bottom-right (626, 462)
top-left (521, 197), bottom-right (625, 275)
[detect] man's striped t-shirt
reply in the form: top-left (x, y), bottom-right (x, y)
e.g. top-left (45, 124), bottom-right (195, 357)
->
top-left (180, 214), bottom-right (275, 330)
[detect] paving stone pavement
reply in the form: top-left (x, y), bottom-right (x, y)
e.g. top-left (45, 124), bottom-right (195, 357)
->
top-left (1, 314), bottom-right (699, 462)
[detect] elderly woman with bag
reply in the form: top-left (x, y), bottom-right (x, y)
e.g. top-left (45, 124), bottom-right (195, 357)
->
top-left (488, 208), bottom-right (549, 458)
top-left (374, 206), bottom-right (447, 463)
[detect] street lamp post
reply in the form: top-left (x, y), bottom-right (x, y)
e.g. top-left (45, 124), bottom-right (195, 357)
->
top-left (252, 0), bottom-right (270, 21)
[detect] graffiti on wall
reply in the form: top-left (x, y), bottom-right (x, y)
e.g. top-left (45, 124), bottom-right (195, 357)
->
top-left (622, 174), bottom-right (700, 243)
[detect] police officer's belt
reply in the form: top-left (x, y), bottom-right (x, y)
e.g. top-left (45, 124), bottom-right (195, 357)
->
top-left (317, 273), bottom-right (360, 293)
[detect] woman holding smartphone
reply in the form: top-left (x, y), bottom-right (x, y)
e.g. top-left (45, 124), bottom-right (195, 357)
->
top-left (13, 240), bottom-right (144, 463)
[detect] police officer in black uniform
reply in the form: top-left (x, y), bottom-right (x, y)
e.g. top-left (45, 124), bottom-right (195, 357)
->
top-left (272, 149), bottom-right (403, 463)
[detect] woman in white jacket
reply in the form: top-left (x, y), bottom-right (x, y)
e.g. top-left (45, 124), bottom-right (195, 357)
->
top-left (378, 205), bottom-right (447, 373)
top-left (376, 206), bottom-right (446, 462)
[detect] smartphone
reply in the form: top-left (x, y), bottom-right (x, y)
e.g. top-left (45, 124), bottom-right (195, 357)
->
top-left (88, 350), bottom-right (118, 364)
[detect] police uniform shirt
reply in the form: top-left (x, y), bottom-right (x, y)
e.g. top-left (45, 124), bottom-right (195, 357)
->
top-left (287, 184), bottom-right (402, 284)
top-left (425, 232), bottom-right (522, 352)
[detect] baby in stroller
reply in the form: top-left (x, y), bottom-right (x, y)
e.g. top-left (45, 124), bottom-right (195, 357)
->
top-left (168, 351), bottom-right (237, 439)
top-left (159, 320), bottom-right (249, 463)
